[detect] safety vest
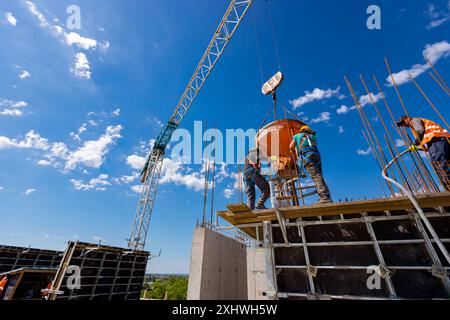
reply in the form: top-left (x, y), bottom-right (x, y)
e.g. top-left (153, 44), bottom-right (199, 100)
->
top-left (413, 118), bottom-right (450, 147)
top-left (0, 277), bottom-right (7, 291)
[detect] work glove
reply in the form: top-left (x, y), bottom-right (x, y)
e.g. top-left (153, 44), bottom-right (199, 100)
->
top-left (408, 145), bottom-right (419, 153)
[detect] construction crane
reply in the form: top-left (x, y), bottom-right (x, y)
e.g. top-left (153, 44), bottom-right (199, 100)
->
top-left (127, 0), bottom-right (254, 251)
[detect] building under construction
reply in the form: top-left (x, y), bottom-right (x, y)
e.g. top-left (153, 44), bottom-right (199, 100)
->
top-left (2, 0), bottom-right (450, 301)
top-left (187, 55), bottom-right (450, 300)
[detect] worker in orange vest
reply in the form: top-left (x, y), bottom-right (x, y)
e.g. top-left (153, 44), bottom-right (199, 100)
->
top-left (0, 275), bottom-right (8, 300)
top-left (397, 115), bottom-right (450, 190)
top-left (41, 281), bottom-right (53, 300)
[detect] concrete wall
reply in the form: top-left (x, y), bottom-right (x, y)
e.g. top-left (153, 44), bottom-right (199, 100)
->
top-left (187, 228), bottom-right (248, 300)
top-left (247, 248), bottom-right (269, 300)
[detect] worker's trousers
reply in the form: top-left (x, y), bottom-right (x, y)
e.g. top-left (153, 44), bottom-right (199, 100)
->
top-left (428, 138), bottom-right (450, 191)
top-left (244, 170), bottom-right (270, 210)
top-left (300, 152), bottom-right (331, 202)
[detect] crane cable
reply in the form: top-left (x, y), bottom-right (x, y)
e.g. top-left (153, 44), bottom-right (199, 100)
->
top-left (251, 9), bottom-right (265, 87)
top-left (268, 0), bottom-right (282, 71)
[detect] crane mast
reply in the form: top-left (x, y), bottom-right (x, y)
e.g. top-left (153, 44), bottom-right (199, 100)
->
top-left (128, 0), bottom-right (254, 250)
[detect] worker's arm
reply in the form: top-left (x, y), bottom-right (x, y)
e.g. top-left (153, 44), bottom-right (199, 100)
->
top-left (289, 138), bottom-right (297, 154)
top-left (411, 118), bottom-right (425, 145)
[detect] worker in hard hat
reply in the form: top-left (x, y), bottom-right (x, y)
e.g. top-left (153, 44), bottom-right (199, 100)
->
top-left (290, 125), bottom-right (332, 204)
top-left (244, 148), bottom-right (270, 210)
top-left (397, 115), bottom-right (450, 190)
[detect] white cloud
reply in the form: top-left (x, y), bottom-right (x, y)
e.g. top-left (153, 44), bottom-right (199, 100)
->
top-left (0, 130), bottom-right (49, 150)
top-left (26, 1), bottom-right (49, 27)
top-left (24, 188), bottom-right (37, 196)
top-left (158, 159), bottom-right (211, 192)
top-left (336, 93), bottom-right (383, 115)
top-left (25, 1), bottom-right (109, 81)
top-left (19, 70), bottom-right (31, 80)
top-left (65, 32), bottom-right (97, 50)
top-left (290, 87), bottom-right (342, 109)
top-left (359, 93), bottom-right (383, 107)
top-left (0, 109), bottom-right (23, 117)
top-left (387, 41), bottom-right (450, 86)
top-left (65, 125), bottom-right (123, 170)
top-left (5, 12), bottom-right (17, 26)
top-left (71, 174), bottom-right (111, 191)
top-left (71, 52), bottom-right (91, 79)
top-left (0, 99), bottom-right (29, 117)
top-left (113, 108), bottom-right (121, 116)
top-left (337, 105), bottom-right (352, 115)
top-left (37, 159), bottom-right (52, 167)
top-left (0, 186), bottom-right (5, 192)
top-left (223, 188), bottom-right (235, 199)
top-left (395, 139), bottom-right (406, 148)
top-left (339, 126), bottom-right (345, 134)
top-left (0, 124), bottom-right (122, 172)
top-left (425, 3), bottom-right (450, 29)
top-left (357, 148), bottom-right (372, 156)
top-left (311, 112), bottom-right (331, 124)
top-left (127, 155), bottom-right (146, 170)
top-left (116, 173), bottom-right (140, 184)
top-left (131, 185), bottom-right (143, 194)
top-left (70, 123), bottom-right (88, 142)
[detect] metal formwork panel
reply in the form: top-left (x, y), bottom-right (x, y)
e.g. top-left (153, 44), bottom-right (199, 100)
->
top-left (52, 242), bottom-right (149, 301)
top-left (0, 245), bottom-right (63, 273)
top-left (266, 208), bottom-right (450, 300)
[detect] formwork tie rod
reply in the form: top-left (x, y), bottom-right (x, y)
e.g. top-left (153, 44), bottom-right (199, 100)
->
top-left (382, 150), bottom-right (450, 265)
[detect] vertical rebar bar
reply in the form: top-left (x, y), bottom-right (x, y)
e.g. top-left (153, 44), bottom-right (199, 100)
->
top-left (360, 74), bottom-right (415, 194)
top-left (384, 59), bottom-right (440, 193)
top-left (426, 58), bottom-right (450, 93)
top-left (373, 75), bottom-right (435, 193)
top-left (429, 72), bottom-right (450, 96)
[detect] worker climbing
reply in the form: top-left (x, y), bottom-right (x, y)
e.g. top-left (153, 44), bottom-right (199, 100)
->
top-left (290, 125), bottom-right (332, 204)
top-left (244, 148), bottom-right (270, 210)
top-left (397, 115), bottom-right (450, 190)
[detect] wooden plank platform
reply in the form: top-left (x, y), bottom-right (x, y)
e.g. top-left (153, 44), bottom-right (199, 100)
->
top-left (218, 192), bottom-right (450, 239)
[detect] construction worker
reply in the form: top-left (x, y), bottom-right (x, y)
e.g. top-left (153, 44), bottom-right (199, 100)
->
top-left (290, 125), bottom-right (332, 204)
top-left (244, 148), bottom-right (270, 210)
top-left (0, 275), bottom-right (8, 300)
top-left (397, 115), bottom-right (450, 190)
top-left (41, 280), bottom-right (53, 300)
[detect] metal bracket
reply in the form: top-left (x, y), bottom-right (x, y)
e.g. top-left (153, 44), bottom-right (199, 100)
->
top-left (275, 209), bottom-right (290, 246)
top-left (307, 265), bottom-right (318, 277)
top-left (377, 265), bottom-right (392, 279)
top-left (432, 265), bottom-right (449, 280)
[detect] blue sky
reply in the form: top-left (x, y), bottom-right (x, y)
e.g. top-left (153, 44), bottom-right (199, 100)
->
top-left (0, 0), bottom-right (449, 274)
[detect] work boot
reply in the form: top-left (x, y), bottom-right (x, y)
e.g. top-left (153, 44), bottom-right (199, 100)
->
top-left (255, 204), bottom-right (268, 210)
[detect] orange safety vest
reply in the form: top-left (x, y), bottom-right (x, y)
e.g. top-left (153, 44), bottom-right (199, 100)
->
top-left (0, 277), bottom-right (7, 291)
top-left (412, 118), bottom-right (450, 148)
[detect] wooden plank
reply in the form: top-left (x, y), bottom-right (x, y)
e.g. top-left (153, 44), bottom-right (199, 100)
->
top-left (227, 203), bottom-right (252, 213)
